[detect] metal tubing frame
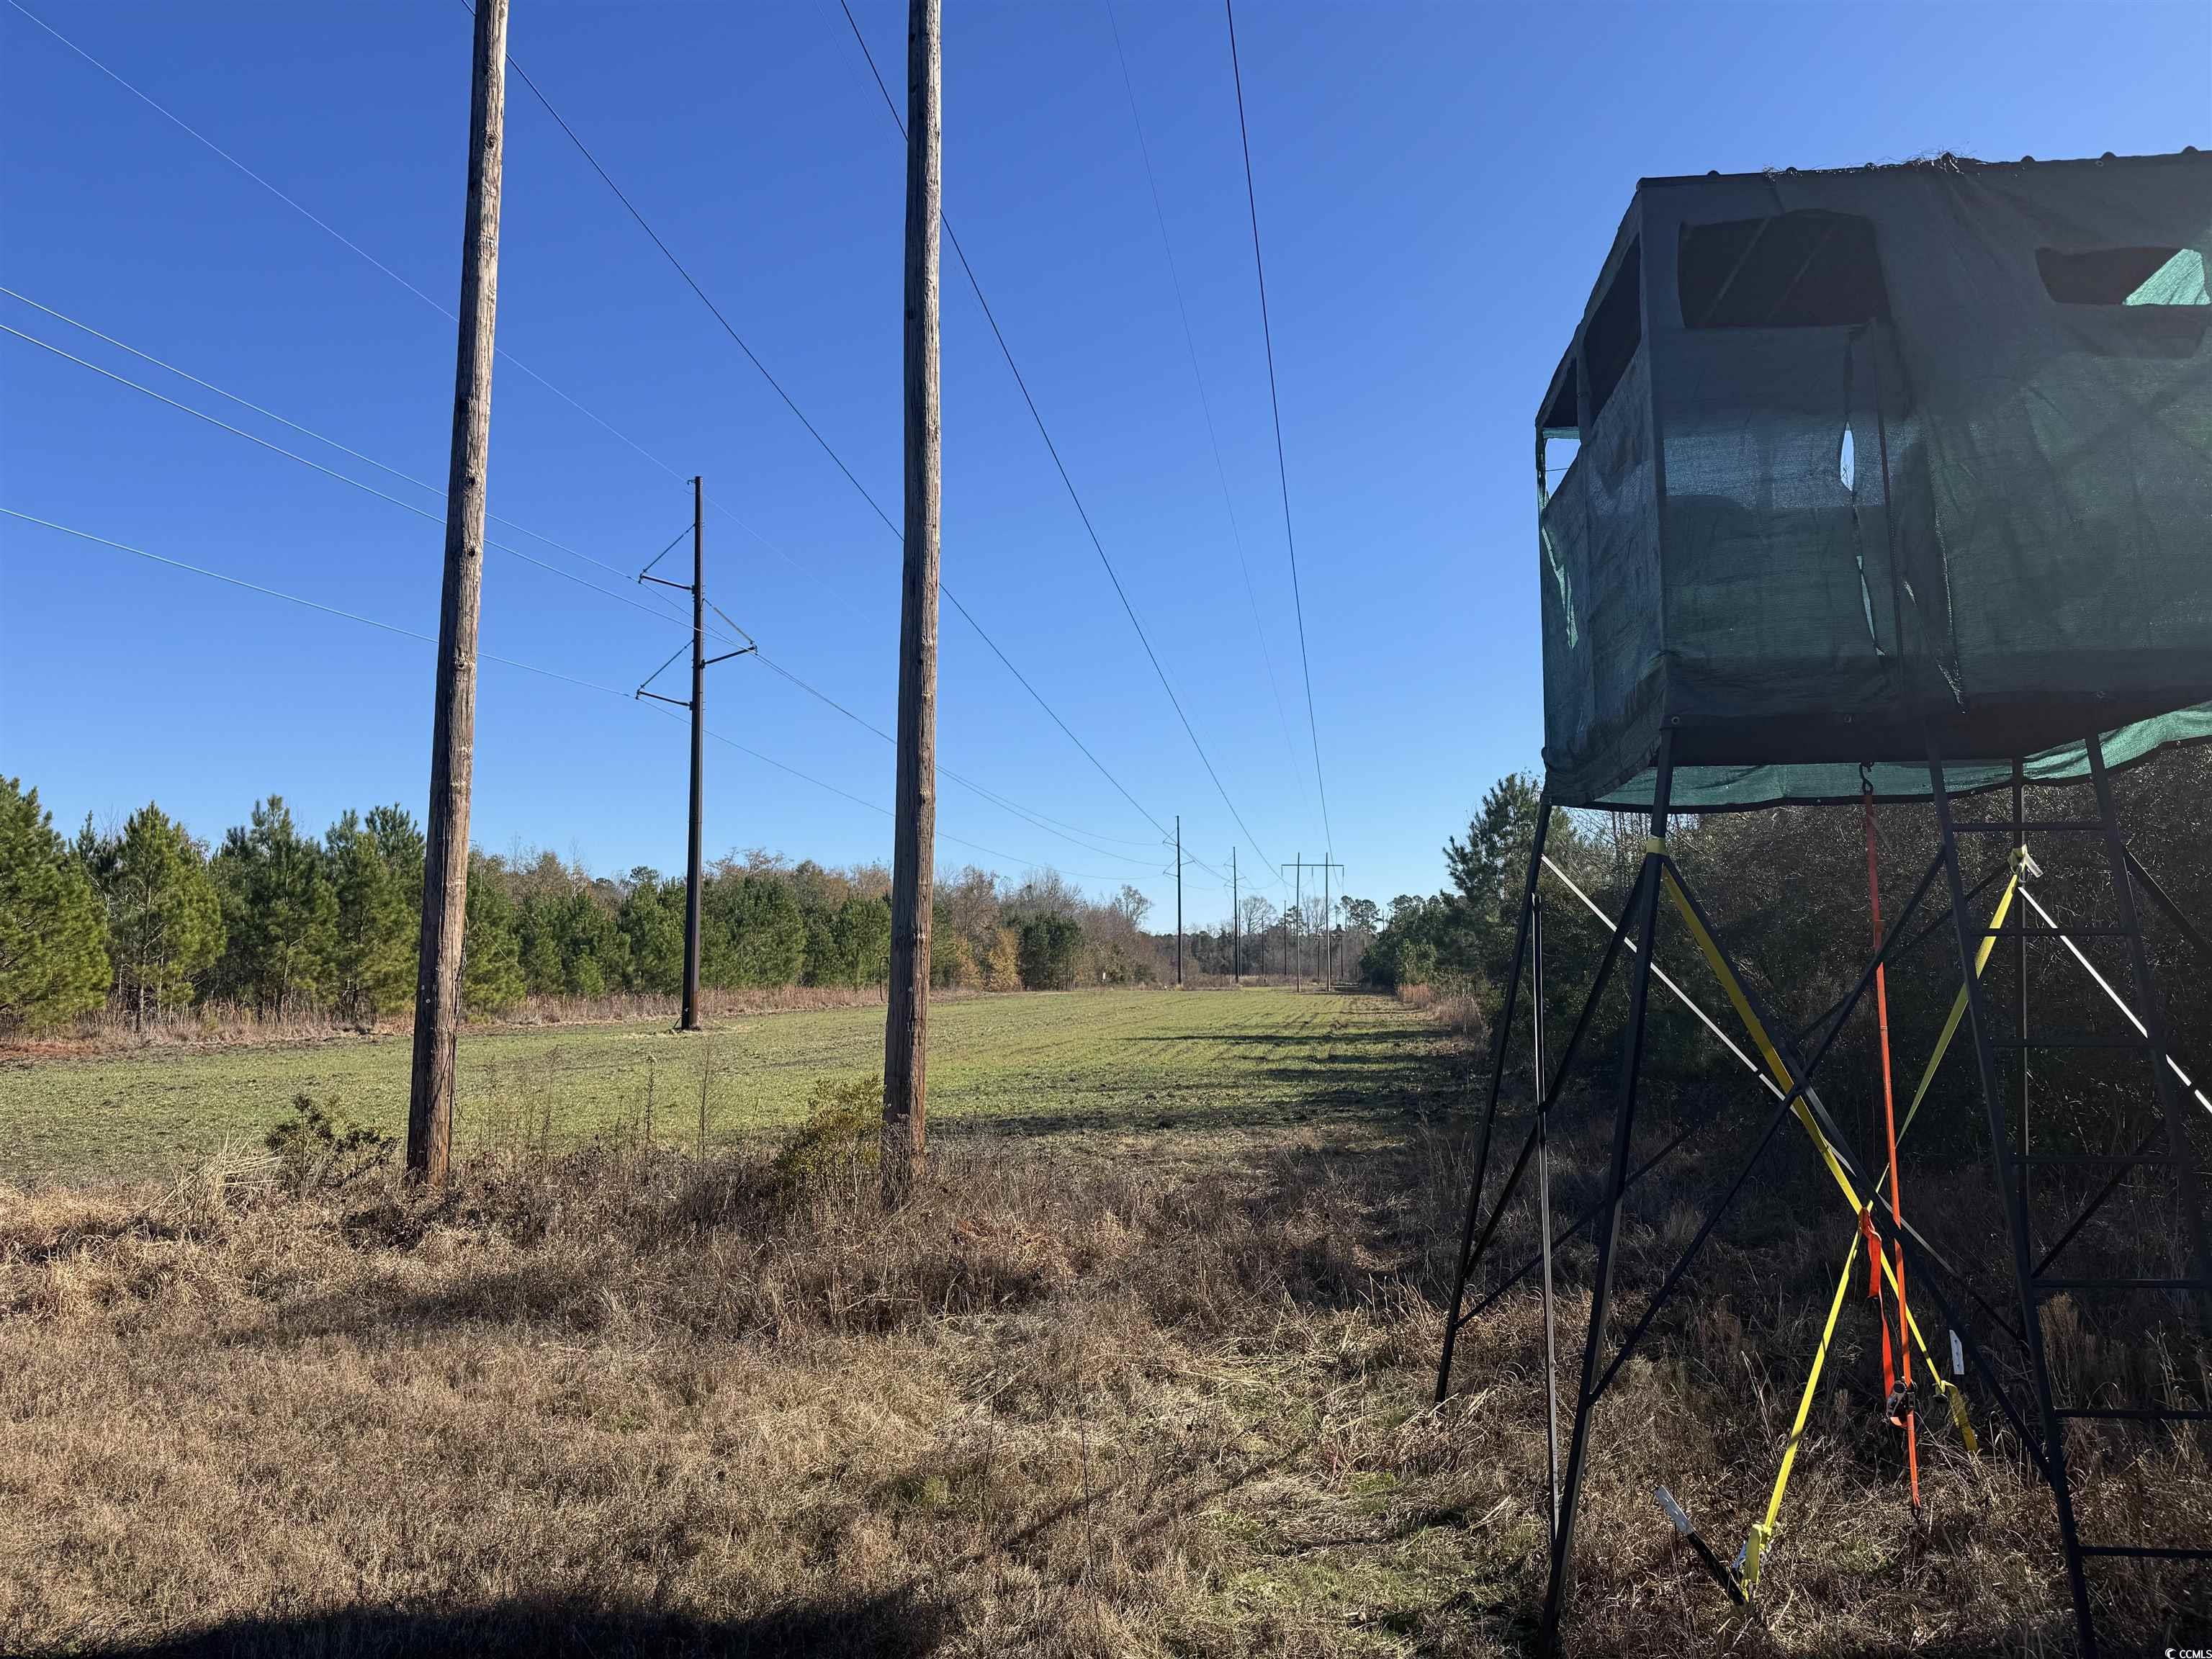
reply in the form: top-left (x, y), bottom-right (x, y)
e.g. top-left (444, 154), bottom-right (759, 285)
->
top-left (1928, 740), bottom-right (2095, 1653)
top-left (1436, 791), bottom-right (1554, 1403)
top-left (1533, 893), bottom-right (1563, 1539)
top-left (1538, 733), bottom-right (1675, 1655)
top-left (1442, 876), bottom-right (1647, 1364)
top-left (2126, 846), bottom-right (2212, 960)
top-left (2085, 735), bottom-right (2212, 1341)
top-left (1455, 1117), bottom-right (1707, 1329)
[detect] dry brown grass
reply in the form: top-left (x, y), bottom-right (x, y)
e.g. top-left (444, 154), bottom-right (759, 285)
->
top-left (2, 1048), bottom-right (2206, 1655)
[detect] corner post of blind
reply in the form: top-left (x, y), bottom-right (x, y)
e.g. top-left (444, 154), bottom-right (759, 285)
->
top-left (1436, 787), bottom-right (1552, 1403)
top-left (1927, 738), bottom-right (2094, 1655)
top-left (1539, 734), bottom-right (1673, 1656)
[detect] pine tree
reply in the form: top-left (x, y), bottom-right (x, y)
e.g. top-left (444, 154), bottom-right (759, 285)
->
top-left (325, 809), bottom-right (414, 1024)
top-left (211, 797), bottom-right (337, 1017)
top-left (461, 853), bottom-right (525, 1016)
top-left (89, 804), bottom-right (225, 1025)
top-left (0, 777), bottom-right (110, 1030)
top-left (617, 868), bottom-right (684, 994)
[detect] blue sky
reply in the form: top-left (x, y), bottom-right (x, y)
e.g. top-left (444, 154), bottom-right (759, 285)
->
top-left (4, 1), bottom-right (2207, 922)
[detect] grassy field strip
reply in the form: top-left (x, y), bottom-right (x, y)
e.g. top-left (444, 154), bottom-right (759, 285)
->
top-left (0, 989), bottom-right (1415, 1183)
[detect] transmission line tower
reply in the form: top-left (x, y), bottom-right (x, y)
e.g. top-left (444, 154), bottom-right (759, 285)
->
top-left (635, 477), bottom-right (754, 1032)
top-left (408, 0), bottom-right (508, 1187)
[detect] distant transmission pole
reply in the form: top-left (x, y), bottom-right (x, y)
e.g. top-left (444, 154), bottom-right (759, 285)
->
top-left (637, 477), bottom-right (753, 1033)
top-left (1231, 847), bottom-right (1240, 986)
top-left (1174, 814), bottom-right (1184, 987)
top-left (408, 0), bottom-right (509, 1186)
top-left (1280, 855), bottom-right (1344, 996)
top-left (882, 0), bottom-right (942, 1198)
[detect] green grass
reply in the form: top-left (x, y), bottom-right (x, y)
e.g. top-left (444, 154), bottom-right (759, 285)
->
top-left (1, 989), bottom-right (1442, 1182)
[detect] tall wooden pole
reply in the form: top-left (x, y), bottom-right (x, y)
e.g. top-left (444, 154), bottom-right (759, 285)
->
top-left (1322, 858), bottom-right (1331, 986)
top-left (1174, 814), bottom-right (1183, 986)
top-left (1231, 847), bottom-right (1239, 985)
top-left (681, 477), bottom-right (705, 1032)
top-left (407, 0), bottom-right (509, 1184)
top-left (882, 0), bottom-right (941, 1197)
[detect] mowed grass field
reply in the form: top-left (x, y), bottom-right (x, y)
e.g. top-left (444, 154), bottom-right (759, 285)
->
top-left (1, 989), bottom-right (1436, 1182)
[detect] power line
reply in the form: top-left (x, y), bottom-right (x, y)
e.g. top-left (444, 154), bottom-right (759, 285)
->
top-left (832, 0), bottom-right (1285, 892)
top-left (1, 285), bottom-right (705, 608)
top-left (752, 649), bottom-right (1168, 868)
top-left (469, 6), bottom-right (1218, 866)
top-left (1100, 0), bottom-right (1308, 822)
top-left (2, 296), bottom-right (1165, 868)
top-left (1224, 0), bottom-right (1334, 858)
top-left (3, 0), bottom-right (811, 590)
top-left (15, 0), bottom-right (1213, 888)
top-left (0, 508), bottom-right (631, 699)
top-left (0, 320), bottom-right (745, 646)
top-left (0, 507), bottom-right (1136, 884)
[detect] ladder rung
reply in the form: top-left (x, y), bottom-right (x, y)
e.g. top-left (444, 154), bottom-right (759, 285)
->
top-left (2036, 1277), bottom-right (2208, 1295)
top-left (1990, 1035), bottom-right (2151, 1050)
top-left (1984, 927), bottom-right (2136, 939)
top-left (2056, 1406), bottom-right (2212, 1421)
top-left (1951, 821), bottom-right (2110, 833)
top-left (2077, 1545), bottom-right (2212, 1560)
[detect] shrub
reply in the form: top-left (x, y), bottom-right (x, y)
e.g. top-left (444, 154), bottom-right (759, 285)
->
top-left (1016, 913), bottom-right (1082, 991)
top-left (773, 1074), bottom-right (882, 1194)
top-left (981, 925), bottom-right (1021, 990)
top-left (263, 1092), bottom-right (395, 1191)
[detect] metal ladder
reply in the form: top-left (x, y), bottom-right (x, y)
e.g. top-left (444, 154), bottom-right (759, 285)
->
top-left (1930, 734), bottom-right (2212, 1656)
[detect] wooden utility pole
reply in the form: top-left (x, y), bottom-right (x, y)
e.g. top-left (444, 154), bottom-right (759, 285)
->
top-left (1231, 847), bottom-right (1239, 985)
top-left (1322, 858), bottom-right (1331, 986)
top-left (407, 0), bottom-right (509, 1184)
top-left (882, 0), bottom-right (942, 1197)
top-left (1174, 815), bottom-right (1184, 986)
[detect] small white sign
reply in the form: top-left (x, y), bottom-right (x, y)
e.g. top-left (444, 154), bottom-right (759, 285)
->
top-left (1951, 1331), bottom-right (1966, 1377)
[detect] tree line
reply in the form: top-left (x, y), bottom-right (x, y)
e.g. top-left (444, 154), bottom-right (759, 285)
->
top-left (0, 777), bottom-right (1272, 1032)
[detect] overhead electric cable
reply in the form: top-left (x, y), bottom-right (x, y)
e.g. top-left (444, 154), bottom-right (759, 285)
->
top-left (1101, 0), bottom-right (1308, 817)
top-left (1, 285), bottom-right (702, 606)
top-left (1, 507), bottom-right (1134, 885)
top-left (3, 303), bottom-right (1158, 863)
top-left (13, 0), bottom-right (1197, 883)
top-left (2, 0), bottom-right (808, 585)
top-left (1223, 0), bottom-right (1334, 857)
top-left (831, 0), bottom-right (1285, 889)
top-left (754, 649), bottom-right (1169, 868)
top-left (0, 321), bottom-right (745, 644)
top-left (464, 6), bottom-right (1197, 858)
top-left (0, 508), bottom-right (631, 698)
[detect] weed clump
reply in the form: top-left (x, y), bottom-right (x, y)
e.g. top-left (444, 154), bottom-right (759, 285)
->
top-left (773, 1073), bottom-right (881, 1195)
top-left (264, 1092), bottom-right (394, 1192)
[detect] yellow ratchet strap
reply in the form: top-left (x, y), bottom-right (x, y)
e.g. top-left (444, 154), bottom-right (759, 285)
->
top-left (1740, 1225), bottom-right (1861, 1600)
top-left (1891, 854), bottom-right (2023, 1154)
top-left (1662, 868), bottom-right (1982, 1460)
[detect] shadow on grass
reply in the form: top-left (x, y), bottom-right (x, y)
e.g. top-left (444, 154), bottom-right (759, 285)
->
top-left (43, 1593), bottom-right (950, 1658)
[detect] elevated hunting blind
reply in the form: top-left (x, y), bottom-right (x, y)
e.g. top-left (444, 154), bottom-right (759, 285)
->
top-left (1535, 150), bottom-right (2212, 809)
top-left (1445, 150), bottom-right (2212, 1658)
